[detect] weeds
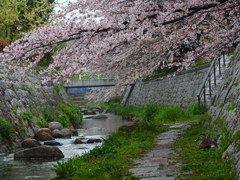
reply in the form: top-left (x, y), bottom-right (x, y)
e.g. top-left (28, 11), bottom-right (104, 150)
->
top-left (59, 103), bottom-right (82, 128)
top-left (53, 117), bottom-right (168, 180)
top-left (19, 112), bottom-right (33, 126)
top-left (53, 102), bottom-right (209, 179)
top-left (173, 119), bottom-right (235, 180)
top-left (0, 117), bottom-right (15, 142)
top-left (37, 116), bottom-right (47, 128)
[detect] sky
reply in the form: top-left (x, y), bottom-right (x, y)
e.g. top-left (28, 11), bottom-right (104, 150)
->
top-left (54, 0), bottom-right (103, 23)
top-left (55, 0), bottom-right (78, 13)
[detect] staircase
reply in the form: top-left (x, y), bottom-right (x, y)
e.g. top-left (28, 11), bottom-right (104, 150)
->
top-left (197, 53), bottom-right (232, 106)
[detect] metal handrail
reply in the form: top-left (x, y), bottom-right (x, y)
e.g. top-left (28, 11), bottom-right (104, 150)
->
top-left (197, 52), bottom-right (226, 106)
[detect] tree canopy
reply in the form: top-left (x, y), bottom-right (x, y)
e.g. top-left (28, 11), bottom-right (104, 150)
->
top-left (0, 0), bottom-right (55, 42)
top-left (0, 0), bottom-right (239, 86)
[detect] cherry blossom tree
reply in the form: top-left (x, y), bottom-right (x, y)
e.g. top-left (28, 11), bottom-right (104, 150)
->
top-left (0, 0), bottom-right (239, 87)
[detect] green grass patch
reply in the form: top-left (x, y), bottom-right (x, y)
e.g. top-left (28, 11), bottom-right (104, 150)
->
top-left (173, 119), bottom-right (235, 180)
top-left (100, 102), bottom-right (205, 123)
top-left (52, 119), bottom-right (168, 180)
top-left (53, 102), bottom-right (209, 179)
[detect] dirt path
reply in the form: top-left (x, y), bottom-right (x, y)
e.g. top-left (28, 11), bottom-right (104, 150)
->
top-left (129, 123), bottom-right (190, 180)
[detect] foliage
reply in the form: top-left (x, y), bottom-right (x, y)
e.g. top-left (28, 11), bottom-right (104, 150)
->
top-left (0, 0), bottom-right (55, 42)
top-left (19, 112), bottom-right (33, 126)
top-left (101, 102), bottom-right (198, 123)
top-left (52, 117), bottom-right (168, 180)
top-left (37, 52), bottom-right (54, 68)
top-left (57, 113), bottom-right (70, 128)
top-left (42, 110), bottom-right (55, 122)
top-left (54, 85), bottom-right (62, 94)
top-left (1, 0), bottom-right (239, 95)
top-left (53, 103), bottom-right (211, 179)
top-left (173, 119), bottom-right (235, 180)
top-left (154, 106), bottom-right (190, 123)
top-left (226, 103), bottom-right (236, 111)
top-left (187, 104), bottom-right (208, 115)
top-left (0, 117), bottom-right (15, 142)
top-left (26, 88), bottom-right (33, 94)
top-left (140, 103), bottom-right (162, 122)
top-left (100, 103), bottom-right (141, 120)
top-left (191, 59), bottom-right (208, 68)
top-left (37, 116), bottom-right (47, 128)
top-left (59, 103), bottom-right (82, 129)
top-left (108, 96), bottom-right (122, 103)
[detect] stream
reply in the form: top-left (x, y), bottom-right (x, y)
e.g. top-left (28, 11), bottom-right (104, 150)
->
top-left (0, 113), bottom-right (132, 180)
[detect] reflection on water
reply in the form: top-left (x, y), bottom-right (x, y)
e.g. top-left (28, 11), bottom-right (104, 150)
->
top-left (0, 113), bottom-right (132, 180)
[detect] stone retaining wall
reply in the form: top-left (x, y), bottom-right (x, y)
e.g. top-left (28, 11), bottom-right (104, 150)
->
top-left (125, 64), bottom-right (210, 107)
top-left (208, 45), bottom-right (240, 178)
top-left (0, 65), bottom-right (69, 153)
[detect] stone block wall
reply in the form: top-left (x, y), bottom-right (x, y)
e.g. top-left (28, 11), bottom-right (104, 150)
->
top-left (126, 64), bottom-right (210, 107)
top-left (208, 45), bottom-right (240, 178)
top-left (0, 65), bottom-right (69, 152)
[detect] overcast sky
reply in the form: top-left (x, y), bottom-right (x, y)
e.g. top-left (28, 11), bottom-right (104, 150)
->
top-left (55, 0), bottom-right (78, 13)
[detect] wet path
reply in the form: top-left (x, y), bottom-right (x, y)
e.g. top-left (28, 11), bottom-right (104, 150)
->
top-left (129, 123), bottom-right (190, 180)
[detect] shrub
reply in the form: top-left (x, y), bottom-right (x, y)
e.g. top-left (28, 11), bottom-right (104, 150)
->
top-left (0, 117), bottom-right (15, 142)
top-left (37, 116), bottom-right (47, 128)
top-left (187, 104), bottom-right (208, 115)
top-left (140, 103), bottom-right (162, 122)
top-left (54, 85), bottom-right (62, 94)
top-left (57, 113), bottom-right (70, 128)
top-left (108, 96), bottom-right (122, 103)
top-left (154, 106), bottom-right (189, 123)
top-left (59, 104), bottom-right (82, 128)
top-left (42, 110), bottom-right (55, 122)
top-left (19, 112), bottom-right (33, 126)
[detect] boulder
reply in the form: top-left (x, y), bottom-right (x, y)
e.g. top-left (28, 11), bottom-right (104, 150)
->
top-left (118, 120), bottom-right (140, 132)
top-left (71, 129), bottom-right (78, 136)
top-left (47, 121), bottom-right (63, 131)
top-left (34, 132), bottom-right (54, 141)
top-left (87, 138), bottom-right (102, 143)
top-left (73, 138), bottom-right (85, 144)
top-left (84, 110), bottom-right (96, 115)
top-left (21, 138), bottom-right (41, 148)
top-left (103, 109), bottom-right (109, 114)
top-left (83, 116), bottom-right (95, 119)
top-left (92, 114), bottom-right (108, 119)
top-left (14, 145), bottom-right (64, 161)
top-left (44, 141), bottom-right (62, 146)
top-left (52, 129), bottom-right (64, 138)
top-left (81, 108), bottom-right (88, 113)
top-left (35, 128), bottom-right (53, 137)
top-left (61, 128), bottom-right (72, 137)
top-left (92, 107), bottom-right (103, 113)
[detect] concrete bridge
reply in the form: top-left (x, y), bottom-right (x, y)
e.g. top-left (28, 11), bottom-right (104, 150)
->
top-left (64, 79), bottom-right (116, 88)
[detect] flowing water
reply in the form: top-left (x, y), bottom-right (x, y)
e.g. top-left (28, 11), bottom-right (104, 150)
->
top-left (0, 113), bottom-right (132, 180)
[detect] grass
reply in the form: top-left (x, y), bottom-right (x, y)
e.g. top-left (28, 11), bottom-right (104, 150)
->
top-left (173, 118), bottom-right (235, 180)
top-left (0, 117), bottom-right (15, 142)
top-left (52, 103), bottom-right (209, 180)
top-left (52, 119), bottom-right (168, 180)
